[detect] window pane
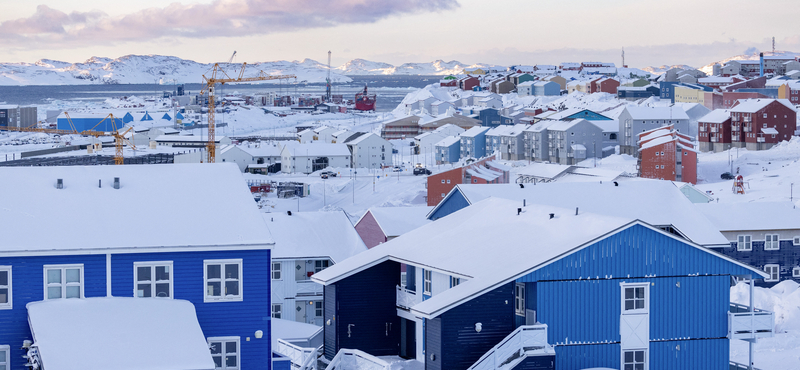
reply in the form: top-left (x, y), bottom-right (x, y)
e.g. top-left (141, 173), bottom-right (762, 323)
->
top-left (0, 271), bottom-right (7, 286)
top-left (225, 281), bottom-right (240, 296)
top-left (209, 342), bottom-right (222, 354)
top-left (1, 364), bottom-right (6, 370)
top-left (47, 286), bottom-right (62, 299)
top-left (635, 288), bottom-right (645, 299)
top-left (634, 365), bottom-right (643, 370)
top-left (0, 350), bottom-right (5, 362)
top-left (635, 300), bottom-right (644, 309)
top-left (212, 357), bottom-right (222, 368)
top-left (47, 269), bottom-right (61, 284)
top-left (207, 282), bottom-right (221, 296)
top-left (225, 264), bottom-right (239, 279)
top-left (624, 351), bottom-right (633, 363)
top-left (207, 265), bottom-right (221, 279)
top-left (225, 341), bottom-right (237, 354)
top-left (0, 288), bottom-right (7, 303)
top-left (635, 351), bottom-right (644, 362)
top-left (66, 286), bottom-right (80, 298)
top-left (625, 300), bottom-right (634, 310)
top-left (66, 269), bottom-right (80, 283)
top-left (137, 266), bottom-right (151, 282)
top-left (138, 284), bottom-right (152, 297)
top-left (624, 365), bottom-right (633, 370)
top-left (155, 283), bottom-right (170, 298)
top-left (225, 355), bottom-right (237, 368)
top-left (155, 266), bottom-right (170, 281)
top-left (625, 288), bottom-right (633, 299)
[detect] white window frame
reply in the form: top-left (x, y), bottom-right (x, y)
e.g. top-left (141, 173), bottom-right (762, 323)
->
top-left (423, 270), bottom-right (432, 296)
top-left (793, 267), bottom-right (800, 278)
top-left (765, 234), bottom-right (780, 251)
top-left (621, 283), bottom-right (649, 314)
top-left (622, 348), bottom-right (648, 370)
top-left (0, 344), bottom-right (9, 370)
top-left (271, 303), bottom-right (282, 319)
top-left (737, 235), bottom-right (752, 251)
top-left (204, 259), bottom-right (243, 302)
top-left (450, 276), bottom-right (461, 287)
top-left (133, 261), bottom-right (173, 299)
top-left (207, 336), bottom-right (240, 370)
top-left (515, 283), bottom-right (525, 316)
top-left (314, 260), bottom-right (330, 273)
top-left (764, 264), bottom-right (780, 282)
top-left (0, 266), bottom-right (11, 310)
top-left (43, 264), bottom-right (84, 300)
top-left (271, 262), bottom-right (282, 281)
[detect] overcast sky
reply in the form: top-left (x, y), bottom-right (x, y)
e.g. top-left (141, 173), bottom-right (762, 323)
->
top-left (1, 0), bottom-right (798, 68)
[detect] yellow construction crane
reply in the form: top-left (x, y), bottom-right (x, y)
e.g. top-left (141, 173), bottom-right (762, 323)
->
top-left (0, 112), bottom-right (135, 165)
top-left (200, 62), bottom-right (295, 163)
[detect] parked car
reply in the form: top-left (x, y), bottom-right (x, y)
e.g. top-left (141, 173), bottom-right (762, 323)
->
top-left (413, 167), bottom-right (431, 175)
top-left (392, 166), bottom-right (403, 172)
top-left (320, 171), bottom-right (337, 179)
top-left (720, 172), bottom-right (735, 180)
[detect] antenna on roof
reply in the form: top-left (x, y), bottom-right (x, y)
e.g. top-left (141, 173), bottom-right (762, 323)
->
top-left (773, 37), bottom-right (776, 53)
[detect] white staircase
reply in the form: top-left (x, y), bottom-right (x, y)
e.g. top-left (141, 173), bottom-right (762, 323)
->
top-left (275, 339), bottom-right (321, 370)
top-left (326, 348), bottom-right (390, 370)
top-left (466, 324), bottom-right (554, 370)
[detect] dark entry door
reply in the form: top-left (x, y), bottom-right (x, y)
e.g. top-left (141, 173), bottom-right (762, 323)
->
top-left (399, 317), bottom-right (416, 359)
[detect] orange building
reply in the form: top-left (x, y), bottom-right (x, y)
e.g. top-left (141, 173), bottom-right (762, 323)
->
top-left (637, 125), bottom-right (698, 184)
top-left (426, 155), bottom-right (510, 206)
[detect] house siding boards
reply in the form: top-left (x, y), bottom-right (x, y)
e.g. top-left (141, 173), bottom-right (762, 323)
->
top-left (424, 283), bottom-right (516, 370)
top-left (323, 261), bottom-right (401, 360)
top-left (715, 237), bottom-right (800, 287)
top-left (354, 211), bottom-right (388, 249)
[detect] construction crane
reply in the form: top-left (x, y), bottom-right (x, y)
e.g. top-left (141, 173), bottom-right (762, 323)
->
top-left (326, 50), bottom-right (332, 102)
top-left (200, 63), bottom-right (295, 163)
top-left (227, 51), bottom-right (237, 64)
top-left (0, 112), bottom-right (135, 165)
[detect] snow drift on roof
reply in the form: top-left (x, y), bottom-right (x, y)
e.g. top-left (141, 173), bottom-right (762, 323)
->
top-left (364, 206), bottom-right (434, 237)
top-left (264, 211), bottom-right (366, 263)
top-left (695, 202), bottom-right (800, 231)
top-left (27, 298), bottom-right (215, 370)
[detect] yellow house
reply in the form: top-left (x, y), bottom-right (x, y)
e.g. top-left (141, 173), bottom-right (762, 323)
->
top-left (674, 85), bottom-right (705, 105)
top-left (462, 68), bottom-right (486, 75)
top-left (777, 83), bottom-right (790, 99)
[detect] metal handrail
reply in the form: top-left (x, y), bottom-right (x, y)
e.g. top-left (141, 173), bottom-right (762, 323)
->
top-left (327, 348), bottom-right (390, 370)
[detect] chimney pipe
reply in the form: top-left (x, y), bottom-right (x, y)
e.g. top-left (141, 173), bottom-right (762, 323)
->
top-left (99, 179), bottom-right (102, 188)
top-left (56, 179), bottom-right (63, 189)
top-left (613, 181), bottom-right (619, 187)
top-left (517, 208), bottom-right (522, 216)
top-left (519, 183), bottom-right (524, 188)
top-left (549, 213), bottom-right (555, 219)
top-left (113, 177), bottom-right (120, 189)
top-left (523, 199), bottom-right (526, 207)
top-left (575, 207), bottom-right (579, 215)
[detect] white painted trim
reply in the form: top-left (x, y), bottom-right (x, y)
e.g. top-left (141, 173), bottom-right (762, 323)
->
top-left (0, 266), bottom-right (11, 310)
top-left (204, 259), bottom-right (244, 303)
top-left (620, 282), bottom-right (650, 315)
top-left (793, 266), bottom-right (800, 278)
top-left (0, 242), bottom-right (272, 257)
top-left (0, 344), bottom-right (10, 370)
top-left (764, 264), bottom-right (780, 282)
top-left (133, 261), bottom-right (174, 299)
top-left (207, 336), bottom-right (241, 370)
top-left (514, 283), bottom-right (525, 316)
top-left (396, 308), bottom-right (422, 321)
top-left (271, 303), bottom-right (283, 319)
top-left (621, 348), bottom-right (648, 370)
top-left (271, 261), bottom-right (283, 281)
top-left (43, 264), bottom-right (84, 300)
top-left (764, 234), bottom-right (780, 251)
top-left (737, 234), bottom-right (752, 251)
top-left (106, 254), bottom-right (112, 297)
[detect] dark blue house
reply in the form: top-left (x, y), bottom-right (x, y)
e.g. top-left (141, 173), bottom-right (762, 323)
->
top-left (0, 164), bottom-right (274, 370)
top-left (617, 86), bottom-right (660, 100)
top-left (478, 108), bottom-right (506, 128)
top-left (313, 198), bottom-right (772, 370)
top-left (56, 114), bottom-right (125, 132)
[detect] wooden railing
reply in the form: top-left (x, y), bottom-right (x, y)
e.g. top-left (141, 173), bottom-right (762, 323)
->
top-left (728, 303), bottom-right (774, 340)
top-left (326, 348), bottom-right (390, 370)
top-left (396, 285), bottom-right (420, 309)
top-left (467, 324), bottom-right (554, 370)
top-left (275, 339), bottom-right (320, 370)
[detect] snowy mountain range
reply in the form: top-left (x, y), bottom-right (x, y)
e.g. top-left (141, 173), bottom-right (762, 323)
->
top-left (640, 65), bottom-right (696, 75)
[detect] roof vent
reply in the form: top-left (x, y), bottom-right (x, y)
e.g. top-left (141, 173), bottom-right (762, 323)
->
top-left (517, 208), bottom-right (522, 216)
top-left (287, 211), bottom-right (292, 216)
top-left (613, 181), bottom-right (619, 187)
top-left (575, 207), bottom-right (579, 215)
top-left (519, 183), bottom-right (524, 188)
top-left (549, 213), bottom-right (555, 219)
top-left (113, 177), bottom-right (120, 189)
top-left (98, 179), bottom-right (102, 188)
top-left (56, 179), bottom-right (63, 189)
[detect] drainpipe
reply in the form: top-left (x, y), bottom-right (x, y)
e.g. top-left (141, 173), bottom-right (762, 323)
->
top-left (749, 275), bottom-right (754, 370)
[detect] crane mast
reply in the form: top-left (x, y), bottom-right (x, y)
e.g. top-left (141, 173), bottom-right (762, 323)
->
top-left (326, 51), bottom-right (332, 102)
top-left (201, 62), bottom-right (295, 163)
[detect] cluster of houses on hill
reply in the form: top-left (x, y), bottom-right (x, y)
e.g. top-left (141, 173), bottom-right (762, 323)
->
top-left (2, 161), bottom-right (799, 370)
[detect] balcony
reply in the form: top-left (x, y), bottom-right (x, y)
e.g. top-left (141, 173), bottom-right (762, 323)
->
top-left (757, 137), bottom-right (765, 143)
top-left (743, 117), bottom-right (751, 123)
top-left (396, 286), bottom-right (420, 309)
top-left (743, 127), bottom-right (751, 132)
top-left (296, 280), bottom-right (324, 296)
top-left (728, 303), bottom-right (774, 341)
top-left (699, 126), bottom-right (706, 132)
top-left (711, 127), bottom-right (718, 133)
top-left (711, 137), bottom-right (719, 143)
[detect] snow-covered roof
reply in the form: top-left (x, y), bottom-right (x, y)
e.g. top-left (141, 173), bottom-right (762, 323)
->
top-left (0, 164), bottom-right (272, 253)
top-left (313, 197), bottom-right (765, 318)
top-left (240, 144), bottom-right (282, 157)
top-left (486, 161), bottom-right (512, 172)
top-left (571, 144), bottom-right (586, 150)
top-left (761, 127), bottom-right (779, 135)
top-left (264, 211), bottom-right (366, 263)
top-left (361, 206), bottom-right (434, 238)
top-left (623, 106), bottom-right (690, 120)
top-left (438, 180), bottom-right (730, 247)
top-left (640, 135), bottom-right (674, 150)
top-left (346, 132), bottom-right (383, 145)
top-left (589, 119), bottom-right (619, 133)
top-left (272, 318), bottom-right (323, 350)
top-left (699, 109), bottom-right (731, 124)
top-left (547, 119), bottom-right (582, 131)
top-left (435, 135), bottom-right (461, 147)
top-left (698, 76), bottom-right (737, 84)
top-left (27, 298), bottom-right (214, 370)
top-left (731, 99), bottom-right (796, 113)
top-left (517, 81), bottom-right (535, 87)
top-left (516, 163), bottom-right (573, 179)
top-left (695, 202), bottom-right (800, 231)
top-left (154, 135), bottom-right (228, 142)
top-left (525, 120), bottom-right (559, 132)
top-left (467, 166), bottom-right (502, 181)
top-left (460, 126), bottom-right (490, 138)
top-left (286, 143), bottom-right (351, 157)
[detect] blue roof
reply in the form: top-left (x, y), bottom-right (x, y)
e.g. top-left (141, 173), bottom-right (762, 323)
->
top-left (140, 112), bottom-right (153, 121)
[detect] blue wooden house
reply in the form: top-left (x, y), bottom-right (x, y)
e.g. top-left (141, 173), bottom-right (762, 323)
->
top-left (459, 127), bottom-right (490, 159)
top-left (312, 198), bottom-right (773, 370)
top-left (0, 164), bottom-right (275, 370)
top-left (435, 136), bottom-right (461, 164)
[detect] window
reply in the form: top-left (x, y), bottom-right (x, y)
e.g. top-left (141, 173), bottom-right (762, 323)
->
top-left (446, 179), bottom-right (451, 184)
top-left (622, 283), bottom-right (648, 313)
top-left (0, 267), bottom-right (10, 309)
top-left (450, 276), bottom-right (460, 287)
top-left (271, 304), bottom-right (282, 319)
top-left (515, 283), bottom-right (525, 316)
top-left (765, 234), bottom-right (780, 250)
top-left (794, 237), bottom-right (800, 246)
top-left (655, 152), bottom-right (660, 156)
top-left (737, 235), bottom-right (752, 251)
top-left (204, 259), bottom-right (243, 302)
top-left (44, 265), bottom-right (83, 300)
top-left (314, 260), bottom-right (330, 273)
top-left (315, 301), bottom-right (323, 318)
top-left (623, 349), bottom-right (647, 370)
top-left (793, 267), bottom-right (800, 278)
top-left (441, 179), bottom-right (445, 184)
top-left (208, 337), bottom-right (240, 370)
top-left (134, 262), bottom-right (173, 298)
top-left (660, 151), bottom-right (664, 156)
top-left (423, 270), bottom-right (432, 295)
top-left (271, 262), bottom-right (281, 280)
top-left (0, 345), bottom-right (9, 370)
top-left (763, 113), bottom-right (767, 118)
top-left (764, 264), bottom-right (780, 282)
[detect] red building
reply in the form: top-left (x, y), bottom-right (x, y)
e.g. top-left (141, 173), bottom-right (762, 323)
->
top-left (440, 79), bottom-right (457, 87)
top-left (596, 77), bottom-right (620, 94)
top-left (354, 207), bottom-right (433, 249)
top-left (720, 91), bottom-right (769, 109)
top-left (729, 99), bottom-right (797, 150)
top-left (697, 109), bottom-right (732, 152)
top-left (637, 125), bottom-right (697, 184)
top-left (426, 155), bottom-right (510, 206)
top-left (697, 76), bottom-right (744, 91)
top-left (458, 76), bottom-right (480, 91)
